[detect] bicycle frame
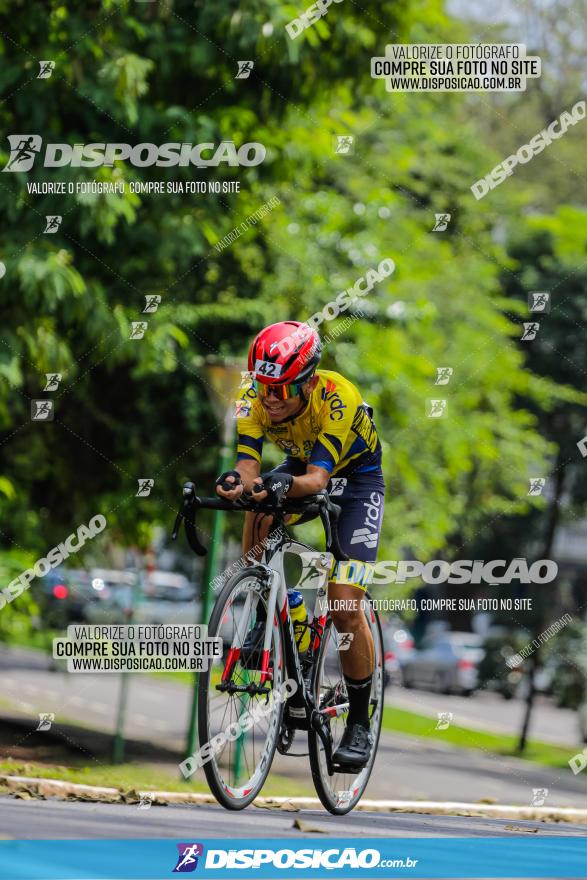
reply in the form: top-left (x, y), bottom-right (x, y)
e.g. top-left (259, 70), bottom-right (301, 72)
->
top-left (172, 483), bottom-right (355, 777)
top-left (221, 527), bottom-right (330, 682)
top-left (219, 525), bottom-right (352, 766)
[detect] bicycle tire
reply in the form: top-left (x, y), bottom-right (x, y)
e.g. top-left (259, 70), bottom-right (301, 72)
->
top-left (197, 566), bottom-right (285, 810)
top-left (308, 593), bottom-right (384, 814)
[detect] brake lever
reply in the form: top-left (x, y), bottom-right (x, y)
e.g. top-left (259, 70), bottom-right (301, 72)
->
top-left (171, 481), bottom-right (207, 556)
top-left (171, 481), bottom-right (196, 540)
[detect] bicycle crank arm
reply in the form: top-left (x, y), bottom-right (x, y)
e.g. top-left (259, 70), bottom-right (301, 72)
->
top-left (317, 701), bottom-right (349, 719)
top-left (311, 711), bottom-right (334, 776)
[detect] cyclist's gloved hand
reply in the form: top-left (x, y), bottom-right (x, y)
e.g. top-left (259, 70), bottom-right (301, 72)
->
top-left (254, 472), bottom-right (293, 504)
top-left (215, 469), bottom-right (243, 497)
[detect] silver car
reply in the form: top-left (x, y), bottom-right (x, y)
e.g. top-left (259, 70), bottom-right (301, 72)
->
top-left (401, 631), bottom-right (485, 696)
top-left (84, 569), bottom-right (200, 625)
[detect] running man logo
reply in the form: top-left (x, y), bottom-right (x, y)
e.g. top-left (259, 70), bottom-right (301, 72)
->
top-left (36, 713), bottom-right (55, 731)
top-left (531, 788), bottom-right (548, 806)
top-left (38, 61), bottom-right (55, 79)
top-left (143, 295), bottom-right (161, 313)
top-left (521, 322), bottom-right (539, 341)
top-left (435, 712), bottom-right (453, 730)
top-left (44, 373), bottom-right (62, 391)
top-left (173, 843), bottom-right (204, 873)
top-left (136, 479), bottom-right (155, 497)
top-left (434, 367), bottom-right (453, 385)
top-left (3, 135), bottom-right (42, 172)
top-left (129, 322), bottom-right (148, 339)
top-left (432, 213), bottom-right (451, 231)
top-left (299, 561), bottom-right (323, 588)
top-left (31, 400), bottom-right (54, 421)
top-left (528, 291), bottom-right (550, 313)
top-left (236, 61), bottom-right (254, 79)
top-left (528, 478), bottom-right (545, 496)
top-left (335, 135), bottom-right (354, 154)
top-left (337, 632), bottom-right (354, 651)
top-left (44, 215), bottom-right (62, 234)
top-left (299, 552), bottom-right (332, 589)
top-left (426, 399), bottom-right (447, 419)
top-left (329, 477), bottom-right (347, 496)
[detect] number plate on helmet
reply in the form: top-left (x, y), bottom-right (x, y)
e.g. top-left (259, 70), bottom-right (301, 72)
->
top-left (255, 359), bottom-right (283, 378)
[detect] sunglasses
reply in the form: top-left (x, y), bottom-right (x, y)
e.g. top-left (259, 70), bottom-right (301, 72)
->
top-left (253, 379), bottom-right (304, 401)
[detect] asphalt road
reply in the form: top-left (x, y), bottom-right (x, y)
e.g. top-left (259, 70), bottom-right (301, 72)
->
top-left (0, 797), bottom-right (585, 839)
top-left (2, 645), bottom-right (587, 808)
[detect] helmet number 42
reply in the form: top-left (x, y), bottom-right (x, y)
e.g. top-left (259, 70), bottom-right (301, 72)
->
top-left (255, 359), bottom-right (282, 378)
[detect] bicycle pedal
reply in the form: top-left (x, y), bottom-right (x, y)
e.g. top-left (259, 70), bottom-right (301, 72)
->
top-left (331, 762), bottom-right (364, 775)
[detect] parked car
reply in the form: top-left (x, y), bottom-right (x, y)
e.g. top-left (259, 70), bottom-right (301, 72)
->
top-left (34, 568), bottom-right (97, 628)
top-left (82, 569), bottom-right (139, 624)
top-left (381, 619), bottom-right (414, 687)
top-left (401, 630), bottom-right (485, 695)
top-left (83, 569), bottom-right (200, 625)
top-left (135, 570), bottom-right (201, 625)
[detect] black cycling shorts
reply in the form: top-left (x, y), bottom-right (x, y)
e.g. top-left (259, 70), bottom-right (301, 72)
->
top-left (269, 458), bottom-right (385, 590)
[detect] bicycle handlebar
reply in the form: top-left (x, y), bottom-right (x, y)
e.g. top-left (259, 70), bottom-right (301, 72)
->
top-left (171, 482), bottom-right (349, 561)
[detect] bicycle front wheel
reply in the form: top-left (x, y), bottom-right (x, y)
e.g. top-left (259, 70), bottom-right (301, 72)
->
top-left (197, 567), bottom-right (285, 810)
top-left (308, 593), bottom-right (384, 814)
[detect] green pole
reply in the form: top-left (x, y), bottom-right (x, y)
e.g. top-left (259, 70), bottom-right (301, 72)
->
top-left (232, 669), bottom-right (249, 784)
top-left (184, 437), bottom-right (233, 765)
top-left (113, 569), bottom-right (140, 763)
top-left (113, 672), bottom-right (130, 763)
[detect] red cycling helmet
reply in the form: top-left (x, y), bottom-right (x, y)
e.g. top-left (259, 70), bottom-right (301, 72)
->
top-left (248, 321), bottom-right (321, 385)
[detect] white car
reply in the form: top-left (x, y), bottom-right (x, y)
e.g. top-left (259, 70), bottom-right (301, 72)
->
top-left (401, 631), bottom-right (485, 696)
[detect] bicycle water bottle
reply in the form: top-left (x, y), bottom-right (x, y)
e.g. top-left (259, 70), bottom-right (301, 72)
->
top-left (288, 589), bottom-right (310, 654)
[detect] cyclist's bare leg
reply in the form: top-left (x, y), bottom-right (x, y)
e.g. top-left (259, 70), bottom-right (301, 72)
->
top-left (327, 582), bottom-right (374, 679)
top-left (242, 510), bottom-right (275, 560)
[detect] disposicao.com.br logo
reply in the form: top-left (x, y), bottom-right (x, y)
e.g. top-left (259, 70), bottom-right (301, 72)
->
top-left (2, 135), bottom-right (266, 172)
top-left (203, 846), bottom-right (418, 870)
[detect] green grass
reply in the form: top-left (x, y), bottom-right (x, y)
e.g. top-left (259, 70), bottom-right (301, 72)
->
top-left (0, 757), bottom-right (314, 797)
top-left (382, 704), bottom-right (577, 769)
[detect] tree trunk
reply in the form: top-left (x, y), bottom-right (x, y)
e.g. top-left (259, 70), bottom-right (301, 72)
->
top-left (517, 455), bottom-right (565, 752)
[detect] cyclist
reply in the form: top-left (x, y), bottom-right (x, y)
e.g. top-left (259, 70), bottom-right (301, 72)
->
top-left (216, 321), bottom-right (384, 769)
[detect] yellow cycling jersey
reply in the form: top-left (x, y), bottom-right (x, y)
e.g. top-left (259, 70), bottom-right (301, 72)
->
top-left (236, 370), bottom-right (381, 477)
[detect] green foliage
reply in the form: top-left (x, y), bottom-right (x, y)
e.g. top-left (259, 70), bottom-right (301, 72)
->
top-left (0, 550), bottom-right (40, 642)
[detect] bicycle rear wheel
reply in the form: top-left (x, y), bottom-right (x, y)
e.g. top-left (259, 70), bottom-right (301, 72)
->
top-left (197, 567), bottom-right (285, 809)
top-left (308, 594), bottom-right (384, 814)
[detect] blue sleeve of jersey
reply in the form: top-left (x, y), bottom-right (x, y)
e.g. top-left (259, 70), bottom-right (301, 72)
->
top-left (309, 439), bottom-right (336, 473)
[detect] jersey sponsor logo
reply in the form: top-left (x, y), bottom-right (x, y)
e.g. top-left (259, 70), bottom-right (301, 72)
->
top-left (323, 384), bottom-right (347, 421)
top-left (351, 407), bottom-right (378, 452)
top-left (275, 439), bottom-right (301, 456)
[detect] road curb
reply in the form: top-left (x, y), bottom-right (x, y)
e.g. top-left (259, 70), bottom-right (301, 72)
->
top-left (1, 775), bottom-right (586, 823)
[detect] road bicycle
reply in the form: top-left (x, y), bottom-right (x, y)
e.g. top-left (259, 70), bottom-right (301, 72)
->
top-left (172, 482), bottom-right (384, 814)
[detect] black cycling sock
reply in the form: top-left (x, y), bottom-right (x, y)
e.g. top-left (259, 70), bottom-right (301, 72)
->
top-left (344, 673), bottom-right (372, 727)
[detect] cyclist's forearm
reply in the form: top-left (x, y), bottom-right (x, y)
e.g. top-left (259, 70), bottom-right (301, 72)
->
top-left (235, 459), bottom-right (261, 490)
top-left (288, 466), bottom-right (329, 498)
